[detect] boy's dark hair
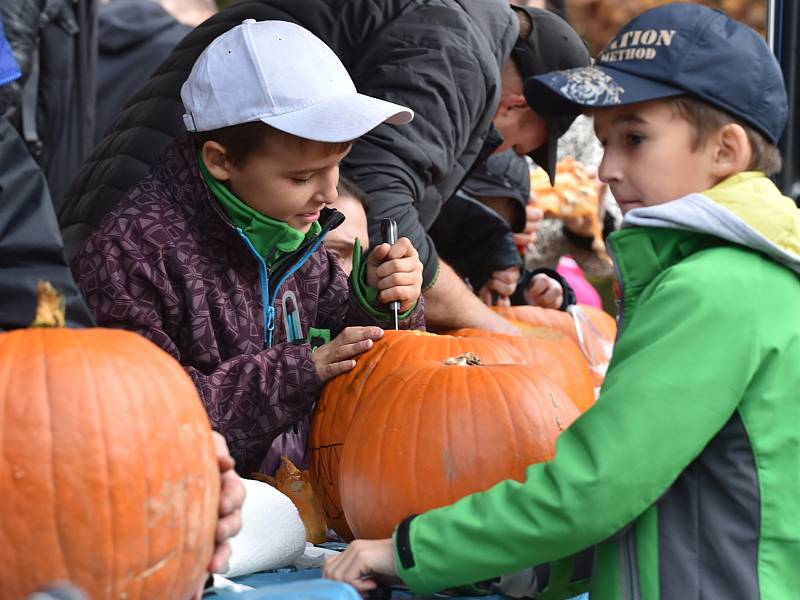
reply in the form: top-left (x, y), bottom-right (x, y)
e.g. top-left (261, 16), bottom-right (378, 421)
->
top-left (194, 121), bottom-right (352, 167)
top-left (336, 176), bottom-right (368, 206)
top-left (668, 96), bottom-right (782, 176)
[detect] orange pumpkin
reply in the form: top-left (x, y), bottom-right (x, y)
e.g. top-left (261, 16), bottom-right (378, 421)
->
top-left (0, 327), bottom-right (219, 600)
top-left (448, 325), bottom-right (595, 412)
top-left (492, 304), bottom-right (617, 342)
top-left (308, 329), bottom-right (527, 540)
top-left (492, 305), bottom-right (616, 388)
top-left (339, 354), bottom-right (579, 539)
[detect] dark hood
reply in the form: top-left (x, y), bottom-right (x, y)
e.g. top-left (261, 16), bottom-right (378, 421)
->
top-left (99, 0), bottom-right (180, 53)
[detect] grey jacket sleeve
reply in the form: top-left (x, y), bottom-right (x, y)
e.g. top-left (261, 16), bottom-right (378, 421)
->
top-left (342, 5), bottom-right (500, 288)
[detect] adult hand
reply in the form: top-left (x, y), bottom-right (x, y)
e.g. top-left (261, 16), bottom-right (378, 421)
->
top-left (513, 204), bottom-right (544, 252)
top-left (478, 266), bottom-right (520, 306)
top-left (524, 273), bottom-right (564, 310)
top-left (366, 237), bottom-right (423, 312)
top-left (312, 326), bottom-right (384, 383)
top-left (323, 538), bottom-right (399, 594)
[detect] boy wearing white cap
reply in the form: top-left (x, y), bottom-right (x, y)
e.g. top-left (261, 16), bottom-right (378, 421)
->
top-left (72, 19), bottom-right (424, 476)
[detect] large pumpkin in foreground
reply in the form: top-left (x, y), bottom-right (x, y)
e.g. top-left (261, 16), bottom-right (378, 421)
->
top-left (339, 354), bottom-right (579, 539)
top-left (308, 330), bottom-right (527, 540)
top-left (0, 327), bottom-right (219, 600)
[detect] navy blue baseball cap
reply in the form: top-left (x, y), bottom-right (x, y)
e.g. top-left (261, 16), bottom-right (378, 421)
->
top-left (523, 3), bottom-right (788, 144)
top-left (0, 13), bottom-right (21, 87)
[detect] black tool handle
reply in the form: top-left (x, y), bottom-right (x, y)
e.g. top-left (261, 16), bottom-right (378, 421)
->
top-left (380, 218), bottom-right (401, 328)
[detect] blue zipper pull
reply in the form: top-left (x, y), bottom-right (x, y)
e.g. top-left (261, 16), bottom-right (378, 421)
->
top-left (266, 305), bottom-right (275, 333)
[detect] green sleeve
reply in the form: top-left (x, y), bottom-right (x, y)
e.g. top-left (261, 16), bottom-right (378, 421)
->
top-left (349, 239), bottom-right (416, 321)
top-left (394, 257), bottom-right (760, 595)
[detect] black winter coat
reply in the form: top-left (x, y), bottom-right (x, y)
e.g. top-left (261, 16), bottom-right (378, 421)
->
top-left (59, 0), bottom-right (518, 286)
top-left (0, 116), bottom-right (93, 330)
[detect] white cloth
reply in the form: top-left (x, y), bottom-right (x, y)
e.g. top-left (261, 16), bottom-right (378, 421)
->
top-left (223, 479), bottom-right (307, 578)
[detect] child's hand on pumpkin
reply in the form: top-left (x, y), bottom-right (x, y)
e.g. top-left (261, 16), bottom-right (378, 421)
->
top-left (366, 237), bottom-right (423, 312)
top-left (313, 326), bottom-right (384, 383)
top-left (478, 266), bottom-right (521, 306)
top-left (524, 273), bottom-right (564, 310)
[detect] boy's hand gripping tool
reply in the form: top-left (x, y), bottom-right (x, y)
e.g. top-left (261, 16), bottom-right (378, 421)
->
top-left (380, 218), bottom-right (400, 330)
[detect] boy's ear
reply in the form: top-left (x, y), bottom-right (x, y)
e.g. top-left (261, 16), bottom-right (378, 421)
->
top-left (711, 123), bottom-right (752, 179)
top-left (201, 141), bottom-right (233, 181)
top-left (497, 93), bottom-right (530, 113)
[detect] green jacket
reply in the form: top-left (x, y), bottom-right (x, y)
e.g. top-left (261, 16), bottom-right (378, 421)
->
top-left (393, 172), bottom-right (800, 599)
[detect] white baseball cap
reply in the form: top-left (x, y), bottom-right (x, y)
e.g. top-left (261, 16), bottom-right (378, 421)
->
top-left (181, 19), bottom-right (414, 141)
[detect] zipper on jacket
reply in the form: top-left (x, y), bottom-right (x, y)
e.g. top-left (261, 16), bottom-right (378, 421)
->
top-left (264, 209), bottom-right (345, 327)
top-left (234, 210), bottom-right (344, 349)
top-left (268, 235), bottom-right (329, 312)
top-left (236, 229), bottom-right (275, 348)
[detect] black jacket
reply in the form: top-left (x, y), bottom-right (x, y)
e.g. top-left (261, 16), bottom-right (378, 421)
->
top-left (1, 0), bottom-right (96, 212)
top-left (59, 0), bottom-right (518, 286)
top-left (95, 0), bottom-right (191, 143)
top-left (0, 116), bottom-right (93, 330)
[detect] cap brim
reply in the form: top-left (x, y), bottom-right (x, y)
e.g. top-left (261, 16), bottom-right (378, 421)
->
top-left (259, 93), bottom-right (413, 143)
top-left (524, 65), bottom-right (686, 118)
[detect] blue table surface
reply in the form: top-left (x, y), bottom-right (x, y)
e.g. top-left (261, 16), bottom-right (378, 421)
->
top-left (207, 566), bottom-right (510, 599)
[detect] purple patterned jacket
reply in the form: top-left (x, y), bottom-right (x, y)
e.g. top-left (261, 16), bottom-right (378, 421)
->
top-left (72, 136), bottom-right (424, 475)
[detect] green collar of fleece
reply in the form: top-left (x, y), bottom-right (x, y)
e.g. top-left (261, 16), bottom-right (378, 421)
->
top-left (198, 151), bottom-right (321, 262)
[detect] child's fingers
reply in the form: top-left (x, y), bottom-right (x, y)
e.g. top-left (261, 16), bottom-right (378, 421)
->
top-left (496, 295), bottom-right (511, 307)
top-left (538, 286), bottom-right (563, 309)
top-left (331, 337), bottom-right (375, 362)
top-left (319, 359), bottom-right (357, 381)
top-left (382, 237), bottom-right (418, 261)
top-left (366, 243), bottom-right (391, 267)
top-left (375, 270), bottom-right (420, 291)
top-left (337, 326), bottom-right (384, 344)
top-left (379, 285), bottom-right (422, 309)
top-left (374, 256), bottom-right (423, 280)
top-left (528, 273), bottom-right (551, 296)
top-left (492, 268), bottom-right (520, 285)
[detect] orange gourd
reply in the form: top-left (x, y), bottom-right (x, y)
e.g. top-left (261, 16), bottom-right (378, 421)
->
top-left (308, 329), bottom-right (527, 540)
top-left (448, 325), bottom-right (595, 412)
top-left (339, 354), bottom-right (579, 539)
top-left (0, 285), bottom-right (219, 600)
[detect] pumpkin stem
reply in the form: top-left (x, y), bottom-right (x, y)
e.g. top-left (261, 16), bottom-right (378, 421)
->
top-left (30, 280), bottom-right (65, 328)
top-left (443, 352), bottom-right (481, 366)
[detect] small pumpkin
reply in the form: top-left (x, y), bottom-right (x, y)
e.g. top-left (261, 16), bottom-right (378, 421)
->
top-left (339, 354), bottom-right (579, 539)
top-left (308, 329), bottom-right (527, 540)
top-left (0, 283), bottom-right (219, 600)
